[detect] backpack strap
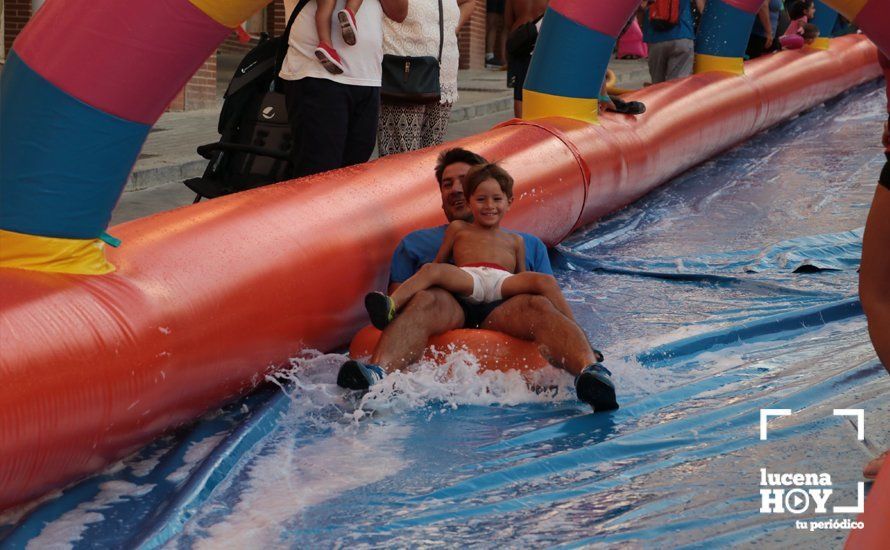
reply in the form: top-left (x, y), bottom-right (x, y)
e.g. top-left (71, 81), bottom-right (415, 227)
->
top-left (437, 0), bottom-right (444, 63)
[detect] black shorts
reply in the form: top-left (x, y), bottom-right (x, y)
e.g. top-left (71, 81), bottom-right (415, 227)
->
top-left (460, 299), bottom-right (505, 328)
top-left (881, 152), bottom-right (890, 190)
top-left (507, 54), bottom-right (531, 101)
top-left (487, 0), bottom-right (505, 14)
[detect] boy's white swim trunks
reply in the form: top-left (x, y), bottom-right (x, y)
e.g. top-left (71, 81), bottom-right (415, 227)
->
top-left (460, 264), bottom-right (512, 304)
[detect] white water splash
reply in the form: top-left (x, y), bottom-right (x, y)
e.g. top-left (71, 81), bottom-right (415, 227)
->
top-left (273, 347), bottom-right (578, 423)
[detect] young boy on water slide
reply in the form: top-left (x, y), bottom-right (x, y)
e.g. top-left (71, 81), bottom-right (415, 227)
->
top-left (363, 163), bottom-right (577, 329)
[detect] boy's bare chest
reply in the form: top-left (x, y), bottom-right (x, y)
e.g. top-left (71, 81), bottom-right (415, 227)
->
top-left (452, 230), bottom-right (516, 269)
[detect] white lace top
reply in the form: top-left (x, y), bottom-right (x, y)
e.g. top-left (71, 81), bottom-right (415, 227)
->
top-left (383, 0), bottom-right (460, 104)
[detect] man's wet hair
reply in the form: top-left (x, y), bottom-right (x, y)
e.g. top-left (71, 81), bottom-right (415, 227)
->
top-left (463, 163), bottom-right (514, 200)
top-left (435, 148), bottom-right (488, 185)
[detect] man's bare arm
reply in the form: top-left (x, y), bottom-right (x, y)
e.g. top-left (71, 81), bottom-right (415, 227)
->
top-left (379, 0), bottom-right (407, 23)
top-left (695, 0), bottom-right (706, 14)
top-left (757, 1), bottom-right (773, 48)
top-left (434, 223), bottom-right (461, 264)
top-left (456, 0), bottom-right (475, 34)
top-left (504, 0), bottom-right (515, 33)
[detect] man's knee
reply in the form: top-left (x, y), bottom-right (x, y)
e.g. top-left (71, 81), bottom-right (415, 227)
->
top-left (528, 274), bottom-right (560, 295)
top-left (403, 288), bottom-right (438, 313)
top-left (526, 294), bottom-right (560, 315)
top-left (405, 288), bottom-right (461, 317)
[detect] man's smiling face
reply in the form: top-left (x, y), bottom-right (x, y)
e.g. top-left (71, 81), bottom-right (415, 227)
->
top-left (439, 161), bottom-right (474, 222)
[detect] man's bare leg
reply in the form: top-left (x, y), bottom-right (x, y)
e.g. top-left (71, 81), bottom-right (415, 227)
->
top-left (483, 295), bottom-right (617, 410)
top-left (371, 288), bottom-right (465, 371)
top-left (486, 12), bottom-right (504, 66)
top-left (501, 272), bottom-right (576, 321)
top-left (482, 295), bottom-right (597, 376)
top-left (340, 288), bottom-right (464, 389)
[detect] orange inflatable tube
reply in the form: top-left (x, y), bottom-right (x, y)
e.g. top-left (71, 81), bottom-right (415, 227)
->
top-left (349, 326), bottom-right (550, 373)
top-left (0, 36), bottom-right (880, 511)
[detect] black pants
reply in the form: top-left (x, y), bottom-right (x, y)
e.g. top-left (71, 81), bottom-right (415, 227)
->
top-left (282, 77), bottom-right (380, 179)
top-left (507, 53), bottom-right (531, 101)
top-left (746, 34), bottom-right (769, 59)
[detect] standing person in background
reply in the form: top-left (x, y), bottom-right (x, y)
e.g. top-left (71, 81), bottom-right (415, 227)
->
top-left (747, 0), bottom-right (782, 59)
top-left (616, 17), bottom-right (649, 60)
top-left (779, 0), bottom-right (814, 50)
top-left (485, 0), bottom-right (507, 69)
top-left (639, 0), bottom-right (704, 85)
top-left (505, 0), bottom-right (549, 118)
top-left (859, 50), bottom-right (890, 481)
top-left (376, 0), bottom-right (474, 156)
top-left (279, 0), bottom-right (407, 179)
top-left (774, 1), bottom-right (791, 43)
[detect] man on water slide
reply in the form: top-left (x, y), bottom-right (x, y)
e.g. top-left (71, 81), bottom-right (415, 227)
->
top-left (859, 50), bottom-right (890, 479)
top-left (337, 148), bottom-right (618, 411)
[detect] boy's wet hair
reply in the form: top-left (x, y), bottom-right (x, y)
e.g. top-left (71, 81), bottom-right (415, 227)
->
top-left (463, 163), bottom-right (514, 199)
top-left (435, 148), bottom-right (488, 185)
top-left (802, 23), bottom-right (820, 40)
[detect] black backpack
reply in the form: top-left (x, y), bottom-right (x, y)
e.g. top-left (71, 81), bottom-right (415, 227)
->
top-left (184, 0), bottom-right (309, 201)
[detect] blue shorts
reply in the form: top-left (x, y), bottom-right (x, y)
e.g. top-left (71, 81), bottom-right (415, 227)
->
top-left (460, 299), bottom-right (505, 328)
top-left (487, 0), bottom-right (505, 15)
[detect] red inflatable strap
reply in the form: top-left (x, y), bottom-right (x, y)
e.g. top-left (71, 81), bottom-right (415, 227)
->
top-left (494, 118), bottom-right (592, 242)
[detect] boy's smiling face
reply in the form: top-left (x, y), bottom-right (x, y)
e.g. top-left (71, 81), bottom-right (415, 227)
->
top-left (469, 179), bottom-right (512, 228)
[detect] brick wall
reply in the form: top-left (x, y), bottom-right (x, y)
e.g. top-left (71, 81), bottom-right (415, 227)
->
top-left (458, 0), bottom-right (486, 70)
top-left (167, 55), bottom-right (218, 112)
top-left (4, 0), bottom-right (31, 56)
top-left (268, 0), bottom-right (286, 36)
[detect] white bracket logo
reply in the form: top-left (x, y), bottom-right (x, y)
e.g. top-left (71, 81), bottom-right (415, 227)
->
top-left (760, 409), bottom-right (792, 440)
top-left (760, 408), bottom-right (864, 441)
top-left (833, 409), bottom-right (864, 441)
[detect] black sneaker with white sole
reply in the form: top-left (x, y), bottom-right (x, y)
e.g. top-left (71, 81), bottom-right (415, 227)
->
top-left (574, 363), bottom-right (618, 412)
top-left (337, 360), bottom-right (386, 391)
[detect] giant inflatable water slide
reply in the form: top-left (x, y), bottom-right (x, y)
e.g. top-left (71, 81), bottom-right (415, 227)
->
top-left (1, 0), bottom-right (888, 546)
